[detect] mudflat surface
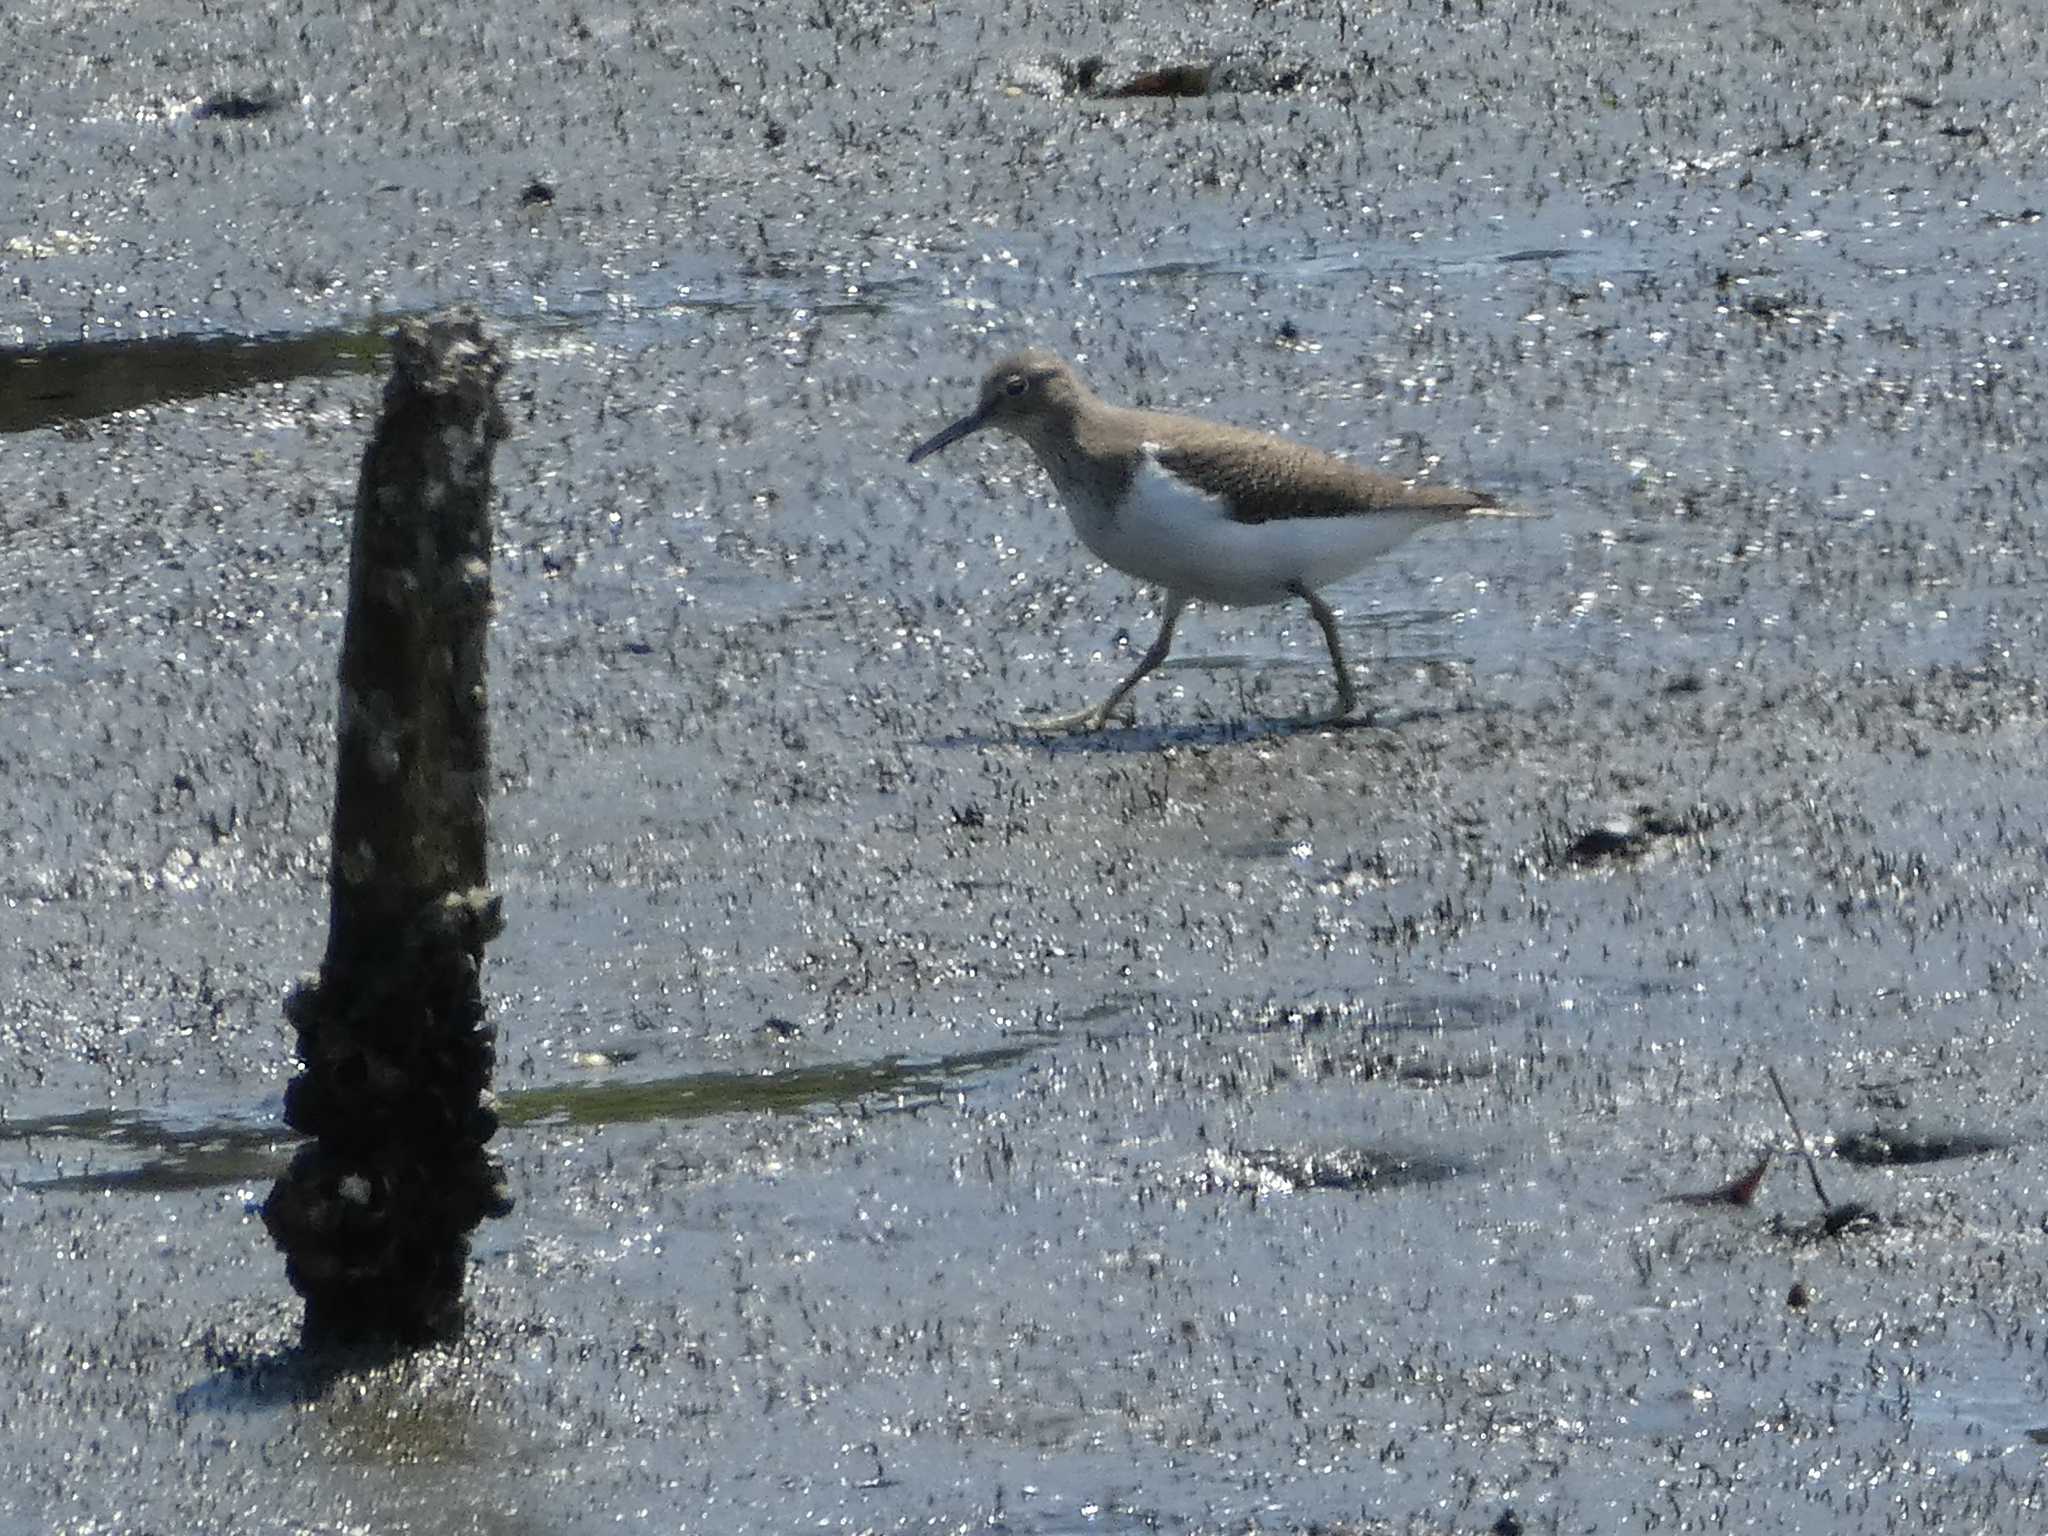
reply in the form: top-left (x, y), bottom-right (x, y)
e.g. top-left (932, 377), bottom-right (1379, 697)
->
top-left (4, 0), bottom-right (2047, 1531)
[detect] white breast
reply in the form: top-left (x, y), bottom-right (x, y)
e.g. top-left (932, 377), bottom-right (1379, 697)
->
top-left (1061, 447), bottom-right (1441, 607)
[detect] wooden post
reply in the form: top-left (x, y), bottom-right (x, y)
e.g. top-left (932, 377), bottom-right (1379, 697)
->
top-left (263, 309), bottom-right (513, 1347)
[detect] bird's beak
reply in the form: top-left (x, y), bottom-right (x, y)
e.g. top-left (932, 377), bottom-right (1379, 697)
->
top-left (906, 405), bottom-right (990, 465)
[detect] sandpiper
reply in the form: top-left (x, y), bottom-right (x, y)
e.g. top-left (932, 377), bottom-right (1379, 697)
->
top-left (907, 348), bottom-right (1514, 730)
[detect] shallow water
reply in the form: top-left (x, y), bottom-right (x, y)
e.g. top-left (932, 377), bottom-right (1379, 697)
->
top-left (5, 0), bottom-right (2048, 1530)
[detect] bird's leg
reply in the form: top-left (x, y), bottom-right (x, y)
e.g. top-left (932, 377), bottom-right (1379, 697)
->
top-left (1290, 582), bottom-right (1359, 722)
top-left (1014, 592), bottom-right (1190, 731)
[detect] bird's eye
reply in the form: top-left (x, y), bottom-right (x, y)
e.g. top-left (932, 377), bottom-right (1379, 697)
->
top-left (1004, 375), bottom-right (1028, 397)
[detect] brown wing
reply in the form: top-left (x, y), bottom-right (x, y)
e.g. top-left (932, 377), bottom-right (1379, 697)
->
top-left (1146, 417), bottom-right (1496, 526)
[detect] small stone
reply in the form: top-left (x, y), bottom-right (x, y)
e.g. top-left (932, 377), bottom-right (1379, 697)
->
top-left (1100, 62), bottom-right (1214, 98)
top-left (195, 88), bottom-right (283, 121)
top-left (1564, 820), bottom-right (1645, 864)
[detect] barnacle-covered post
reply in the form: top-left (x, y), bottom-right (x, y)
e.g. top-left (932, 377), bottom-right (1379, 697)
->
top-left (263, 308), bottom-right (514, 1347)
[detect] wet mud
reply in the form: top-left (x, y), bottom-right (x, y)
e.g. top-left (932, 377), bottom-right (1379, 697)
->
top-left (5, 0), bottom-right (2048, 1530)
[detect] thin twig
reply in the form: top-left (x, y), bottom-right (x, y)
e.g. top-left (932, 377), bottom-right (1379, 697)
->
top-left (1767, 1065), bottom-right (1833, 1213)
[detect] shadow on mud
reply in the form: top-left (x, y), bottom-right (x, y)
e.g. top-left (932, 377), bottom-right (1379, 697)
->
top-left (1199, 1144), bottom-right (1473, 1195)
top-left (933, 703), bottom-right (1480, 757)
top-left (0, 325), bottom-right (389, 433)
top-left (496, 1040), bottom-right (1043, 1129)
top-left (1, 1040), bottom-right (1046, 1196)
